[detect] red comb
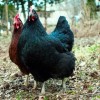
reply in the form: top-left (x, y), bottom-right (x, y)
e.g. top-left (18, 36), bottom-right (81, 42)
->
top-left (14, 13), bottom-right (20, 20)
top-left (13, 13), bottom-right (20, 24)
top-left (16, 13), bottom-right (20, 18)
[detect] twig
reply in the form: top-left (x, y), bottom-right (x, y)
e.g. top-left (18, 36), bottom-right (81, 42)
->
top-left (92, 87), bottom-right (100, 95)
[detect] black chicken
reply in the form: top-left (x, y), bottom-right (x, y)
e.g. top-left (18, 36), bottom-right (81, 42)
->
top-left (18, 8), bottom-right (75, 94)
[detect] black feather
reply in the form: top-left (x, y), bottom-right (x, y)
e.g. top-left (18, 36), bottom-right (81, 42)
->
top-left (50, 16), bottom-right (74, 51)
top-left (18, 10), bottom-right (75, 82)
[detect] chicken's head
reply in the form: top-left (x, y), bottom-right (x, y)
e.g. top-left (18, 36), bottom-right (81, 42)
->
top-left (13, 14), bottom-right (23, 29)
top-left (29, 6), bottom-right (38, 21)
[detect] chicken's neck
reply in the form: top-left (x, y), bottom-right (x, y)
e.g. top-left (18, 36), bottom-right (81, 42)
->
top-left (9, 27), bottom-right (22, 64)
top-left (26, 19), bottom-right (47, 36)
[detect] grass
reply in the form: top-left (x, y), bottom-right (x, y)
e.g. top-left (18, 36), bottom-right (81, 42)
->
top-left (16, 91), bottom-right (34, 100)
top-left (0, 35), bottom-right (100, 100)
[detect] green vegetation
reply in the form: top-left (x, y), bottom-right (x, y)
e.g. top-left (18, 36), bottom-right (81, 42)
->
top-left (0, 35), bottom-right (99, 99)
top-left (87, 0), bottom-right (97, 19)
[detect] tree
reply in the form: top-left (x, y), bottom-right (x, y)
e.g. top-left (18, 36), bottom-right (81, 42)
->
top-left (33, 0), bottom-right (64, 30)
top-left (0, 0), bottom-right (64, 31)
top-left (20, 0), bottom-right (26, 20)
top-left (0, 0), bottom-right (17, 34)
top-left (5, 0), bottom-right (8, 35)
top-left (0, 4), bottom-right (4, 20)
top-left (10, 0), bottom-right (27, 21)
top-left (86, 0), bottom-right (97, 19)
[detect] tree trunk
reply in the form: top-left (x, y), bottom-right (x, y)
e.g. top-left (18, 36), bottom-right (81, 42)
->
top-left (20, 0), bottom-right (26, 21)
top-left (5, 0), bottom-right (8, 35)
top-left (44, 0), bottom-right (47, 30)
top-left (87, 0), bottom-right (97, 19)
top-left (28, 0), bottom-right (30, 16)
top-left (28, 0), bottom-right (32, 16)
top-left (16, 0), bottom-right (19, 11)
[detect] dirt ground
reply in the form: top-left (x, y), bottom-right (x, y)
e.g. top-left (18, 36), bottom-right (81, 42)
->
top-left (0, 35), bottom-right (100, 100)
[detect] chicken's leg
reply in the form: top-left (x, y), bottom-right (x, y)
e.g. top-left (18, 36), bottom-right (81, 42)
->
top-left (38, 82), bottom-right (46, 100)
top-left (62, 78), bottom-right (70, 93)
top-left (62, 78), bottom-right (67, 92)
top-left (24, 75), bottom-right (29, 86)
top-left (33, 80), bottom-right (37, 89)
top-left (41, 82), bottom-right (45, 94)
